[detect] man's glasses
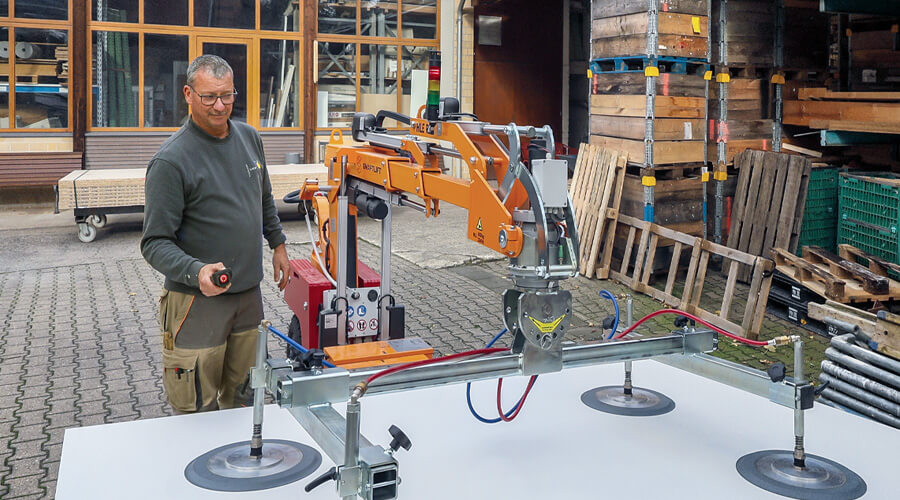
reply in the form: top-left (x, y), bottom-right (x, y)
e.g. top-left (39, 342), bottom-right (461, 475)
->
top-left (189, 86), bottom-right (238, 106)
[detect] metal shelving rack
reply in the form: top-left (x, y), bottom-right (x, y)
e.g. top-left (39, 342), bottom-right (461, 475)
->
top-left (713, 0), bottom-right (728, 244)
top-left (642, 0), bottom-right (660, 222)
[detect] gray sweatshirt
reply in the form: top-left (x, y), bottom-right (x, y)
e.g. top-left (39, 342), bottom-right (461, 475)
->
top-left (141, 118), bottom-right (286, 295)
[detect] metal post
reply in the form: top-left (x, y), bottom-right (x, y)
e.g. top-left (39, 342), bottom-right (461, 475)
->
top-left (379, 205), bottom-right (392, 341)
top-left (623, 294), bottom-right (635, 395)
top-left (337, 156), bottom-right (349, 344)
top-left (714, 0), bottom-right (728, 244)
top-left (342, 400), bottom-right (361, 500)
top-left (643, 0), bottom-right (659, 223)
top-left (702, 0), bottom-right (712, 239)
top-left (793, 339), bottom-right (806, 467)
top-left (772, 0), bottom-right (785, 152)
top-left (249, 321), bottom-right (269, 458)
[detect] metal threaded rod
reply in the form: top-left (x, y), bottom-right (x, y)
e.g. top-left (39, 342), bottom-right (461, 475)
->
top-left (793, 339), bottom-right (806, 468)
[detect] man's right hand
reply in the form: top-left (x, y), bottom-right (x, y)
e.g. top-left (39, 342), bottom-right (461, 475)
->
top-left (198, 262), bottom-right (231, 297)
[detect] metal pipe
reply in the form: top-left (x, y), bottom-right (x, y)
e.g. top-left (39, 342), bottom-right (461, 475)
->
top-left (793, 339), bottom-right (805, 468)
top-left (820, 388), bottom-right (900, 429)
top-left (821, 359), bottom-right (900, 405)
top-left (831, 333), bottom-right (900, 376)
top-left (825, 347), bottom-right (900, 389)
top-left (456, 0), bottom-right (466, 99)
top-left (820, 373), bottom-right (900, 417)
top-left (623, 294), bottom-right (634, 394)
top-left (284, 332), bottom-right (715, 407)
top-left (250, 321), bottom-right (269, 458)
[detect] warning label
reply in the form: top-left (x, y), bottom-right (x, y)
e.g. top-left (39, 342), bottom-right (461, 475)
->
top-left (475, 218), bottom-right (483, 231)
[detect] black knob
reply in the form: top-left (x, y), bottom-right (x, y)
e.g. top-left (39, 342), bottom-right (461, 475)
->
top-left (673, 316), bottom-right (694, 328)
top-left (299, 349), bottom-right (327, 371)
top-left (305, 466), bottom-right (337, 492)
top-left (767, 363), bottom-right (786, 383)
top-left (388, 425), bottom-right (412, 452)
top-left (601, 316), bottom-right (616, 330)
top-left (814, 381), bottom-right (830, 396)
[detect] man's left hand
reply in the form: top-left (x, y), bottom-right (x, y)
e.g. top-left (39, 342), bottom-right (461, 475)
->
top-left (273, 244), bottom-right (291, 290)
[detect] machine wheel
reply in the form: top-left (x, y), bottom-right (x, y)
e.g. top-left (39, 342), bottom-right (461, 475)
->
top-left (297, 200), bottom-right (313, 217)
top-left (87, 214), bottom-right (108, 228)
top-left (77, 223), bottom-right (97, 243)
top-left (287, 315), bottom-right (303, 359)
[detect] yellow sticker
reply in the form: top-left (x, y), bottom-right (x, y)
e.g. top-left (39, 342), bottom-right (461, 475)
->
top-left (704, 70), bottom-right (713, 80)
top-left (691, 16), bottom-right (702, 34)
top-left (645, 66), bottom-right (660, 77)
top-left (642, 176), bottom-right (656, 187)
top-left (476, 218), bottom-right (483, 231)
top-left (714, 171), bottom-right (728, 181)
top-left (529, 314), bottom-right (565, 334)
top-left (716, 73), bottom-right (731, 83)
top-left (587, 69), bottom-right (593, 79)
top-left (701, 172), bottom-right (710, 182)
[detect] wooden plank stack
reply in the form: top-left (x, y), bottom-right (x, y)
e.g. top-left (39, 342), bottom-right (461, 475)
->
top-left (784, 88), bottom-right (900, 134)
top-left (58, 164), bottom-right (328, 210)
top-left (726, 150), bottom-right (812, 282)
top-left (709, 76), bottom-right (773, 163)
top-left (568, 144), bottom-right (627, 279)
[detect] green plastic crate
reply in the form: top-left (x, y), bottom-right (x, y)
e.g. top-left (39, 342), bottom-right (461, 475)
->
top-left (839, 172), bottom-right (900, 234)
top-left (838, 220), bottom-right (899, 264)
top-left (800, 217), bottom-right (837, 234)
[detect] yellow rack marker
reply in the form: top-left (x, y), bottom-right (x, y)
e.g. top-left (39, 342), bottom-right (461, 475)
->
top-left (704, 70), bottom-right (713, 80)
top-left (702, 172), bottom-right (710, 182)
top-left (587, 69), bottom-right (593, 79)
top-left (645, 66), bottom-right (660, 77)
top-left (771, 74), bottom-right (785, 85)
top-left (714, 171), bottom-right (728, 181)
top-left (642, 176), bottom-right (657, 187)
top-left (716, 73), bottom-right (730, 83)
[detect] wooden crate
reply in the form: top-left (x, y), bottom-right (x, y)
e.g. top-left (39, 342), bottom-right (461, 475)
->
top-left (621, 174), bottom-right (704, 228)
top-left (592, 72), bottom-right (707, 98)
top-left (590, 116), bottom-right (704, 141)
top-left (592, 12), bottom-right (709, 59)
top-left (591, 135), bottom-right (705, 164)
top-left (592, 0), bottom-right (708, 18)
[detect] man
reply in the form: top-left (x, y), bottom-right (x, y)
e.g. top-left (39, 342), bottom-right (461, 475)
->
top-left (141, 55), bottom-right (291, 413)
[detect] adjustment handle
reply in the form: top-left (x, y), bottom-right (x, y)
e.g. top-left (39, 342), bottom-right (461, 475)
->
top-left (304, 466), bottom-right (337, 493)
top-left (388, 425), bottom-right (412, 452)
top-left (767, 362), bottom-right (787, 383)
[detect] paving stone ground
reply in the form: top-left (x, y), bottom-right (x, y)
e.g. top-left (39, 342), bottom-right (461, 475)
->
top-left (0, 234), bottom-right (827, 499)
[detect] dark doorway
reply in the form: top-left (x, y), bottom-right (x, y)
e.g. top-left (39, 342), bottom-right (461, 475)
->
top-left (474, 0), bottom-right (563, 141)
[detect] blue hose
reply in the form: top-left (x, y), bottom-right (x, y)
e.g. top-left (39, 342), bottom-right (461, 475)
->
top-left (267, 325), bottom-right (337, 368)
top-left (466, 328), bottom-right (535, 424)
top-left (599, 290), bottom-right (620, 340)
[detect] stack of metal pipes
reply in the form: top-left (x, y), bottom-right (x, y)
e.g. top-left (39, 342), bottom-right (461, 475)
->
top-left (819, 334), bottom-right (900, 429)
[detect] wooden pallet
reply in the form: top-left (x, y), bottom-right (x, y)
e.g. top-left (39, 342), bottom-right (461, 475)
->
top-left (568, 144), bottom-right (627, 279)
top-left (727, 150), bottom-right (811, 282)
top-left (608, 214), bottom-right (774, 340)
top-left (771, 246), bottom-right (900, 304)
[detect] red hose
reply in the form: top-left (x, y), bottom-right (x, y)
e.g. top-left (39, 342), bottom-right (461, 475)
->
top-left (496, 375), bottom-right (538, 422)
top-left (613, 308), bottom-right (769, 347)
top-left (365, 347), bottom-right (508, 386)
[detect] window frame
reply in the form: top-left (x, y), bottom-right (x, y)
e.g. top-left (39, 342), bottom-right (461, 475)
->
top-left (315, 0), bottom-right (440, 131)
top-left (86, 0), bottom-right (304, 131)
top-left (1, 0), bottom-right (75, 132)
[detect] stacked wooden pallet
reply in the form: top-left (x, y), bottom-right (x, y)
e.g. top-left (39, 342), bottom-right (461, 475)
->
top-left (590, 0), bottom-right (709, 246)
top-left (709, 76), bottom-right (773, 163)
top-left (784, 88), bottom-right (900, 134)
top-left (772, 244), bottom-right (900, 304)
top-left (727, 150), bottom-right (811, 281)
top-left (58, 164), bottom-right (327, 210)
top-left (568, 144), bottom-right (627, 279)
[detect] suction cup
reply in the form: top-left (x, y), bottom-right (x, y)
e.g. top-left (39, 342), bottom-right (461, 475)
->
top-left (580, 386), bottom-right (675, 416)
top-left (185, 439), bottom-right (322, 492)
top-left (736, 450), bottom-right (866, 500)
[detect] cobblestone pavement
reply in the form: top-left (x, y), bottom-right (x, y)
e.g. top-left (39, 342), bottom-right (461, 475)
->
top-left (0, 226), bottom-right (827, 499)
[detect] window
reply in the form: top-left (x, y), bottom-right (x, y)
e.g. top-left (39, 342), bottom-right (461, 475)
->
top-left (92, 0), bottom-right (139, 23)
top-left (144, 34), bottom-right (189, 127)
top-left (317, 41), bottom-right (355, 128)
top-left (360, 43), bottom-right (398, 115)
top-left (16, 0), bottom-right (67, 21)
top-left (2, 3), bottom-right (72, 131)
top-left (261, 0), bottom-right (300, 32)
top-left (144, 0), bottom-right (187, 26)
top-left (92, 31), bottom-right (139, 127)
top-left (315, 1), bottom-right (440, 129)
top-left (260, 39), bottom-right (300, 127)
top-left (194, 0), bottom-right (254, 30)
top-left (362, 1), bottom-right (398, 38)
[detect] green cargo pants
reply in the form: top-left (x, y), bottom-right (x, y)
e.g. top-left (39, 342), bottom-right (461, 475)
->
top-left (157, 286), bottom-right (263, 413)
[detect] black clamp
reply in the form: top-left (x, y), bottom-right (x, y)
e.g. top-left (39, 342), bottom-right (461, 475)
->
top-left (296, 349), bottom-right (326, 372)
